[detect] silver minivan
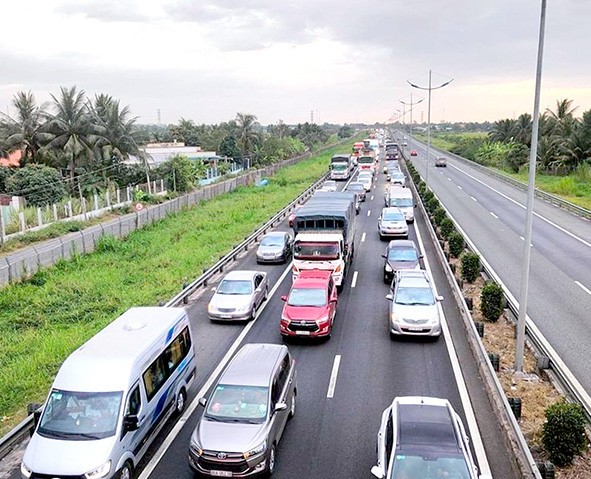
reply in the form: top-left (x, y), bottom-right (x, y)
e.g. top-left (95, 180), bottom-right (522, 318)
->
top-left (189, 343), bottom-right (297, 477)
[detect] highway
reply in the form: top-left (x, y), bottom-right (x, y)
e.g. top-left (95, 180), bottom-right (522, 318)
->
top-left (3, 151), bottom-right (517, 479)
top-left (405, 136), bottom-right (591, 396)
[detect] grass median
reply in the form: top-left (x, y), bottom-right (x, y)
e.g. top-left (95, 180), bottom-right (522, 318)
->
top-left (0, 144), bottom-right (350, 435)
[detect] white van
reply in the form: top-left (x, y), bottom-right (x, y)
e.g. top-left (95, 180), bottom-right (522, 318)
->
top-left (21, 307), bottom-right (196, 479)
top-left (385, 187), bottom-right (415, 223)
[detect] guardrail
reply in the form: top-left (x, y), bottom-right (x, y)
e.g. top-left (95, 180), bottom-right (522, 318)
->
top-left (409, 135), bottom-right (591, 221)
top-left (0, 160), bottom-right (334, 460)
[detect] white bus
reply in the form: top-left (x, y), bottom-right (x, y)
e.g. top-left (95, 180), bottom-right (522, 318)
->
top-left (21, 307), bottom-right (196, 479)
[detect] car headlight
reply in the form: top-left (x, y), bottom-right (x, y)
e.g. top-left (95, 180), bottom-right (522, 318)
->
top-left (244, 441), bottom-right (267, 459)
top-left (20, 462), bottom-right (32, 478)
top-left (317, 314), bottom-right (330, 324)
top-left (208, 303), bottom-right (215, 313)
top-left (385, 264), bottom-right (392, 272)
top-left (390, 312), bottom-right (401, 324)
top-left (85, 460), bottom-right (111, 479)
top-left (190, 439), bottom-right (203, 457)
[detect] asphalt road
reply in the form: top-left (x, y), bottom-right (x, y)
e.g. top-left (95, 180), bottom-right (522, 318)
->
top-left (2, 154), bottom-right (518, 479)
top-left (405, 136), bottom-right (591, 395)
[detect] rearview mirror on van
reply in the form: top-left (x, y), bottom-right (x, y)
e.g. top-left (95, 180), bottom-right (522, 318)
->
top-left (274, 402), bottom-right (287, 413)
top-left (123, 415), bottom-right (139, 432)
top-left (198, 397), bottom-right (208, 407)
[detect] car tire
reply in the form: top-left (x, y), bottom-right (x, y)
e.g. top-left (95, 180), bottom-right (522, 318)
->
top-left (174, 388), bottom-right (187, 416)
top-left (263, 286), bottom-right (269, 301)
top-left (289, 392), bottom-right (296, 418)
top-left (383, 273), bottom-right (390, 284)
top-left (266, 444), bottom-right (277, 476)
top-left (389, 331), bottom-right (397, 341)
top-left (117, 462), bottom-right (133, 479)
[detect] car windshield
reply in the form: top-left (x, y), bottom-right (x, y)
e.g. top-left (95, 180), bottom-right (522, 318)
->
top-left (288, 287), bottom-right (327, 307)
top-left (294, 242), bottom-right (339, 260)
top-left (390, 453), bottom-right (471, 479)
top-left (217, 279), bottom-right (253, 295)
top-left (383, 211), bottom-right (405, 221)
top-left (37, 389), bottom-right (122, 440)
top-left (358, 157), bottom-right (374, 164)
top-left (205, 385), bottom-right (269, 424)
top-left (348, 184), bottom-right (364, 191)
top-left (390, 198), bottom-right (413, 207)
top-left (331, 163), bottom-right (348, 171)
top-left (392, 173), bottom-right (404, 179)
top-left (388, 247), bottom-right (418, 262)
top-left (358, 174), bottom-right (372, 181)
top-left (396, 286), bottom-right (435, 305)
top-left (261, 236), bottom-right (284, 247)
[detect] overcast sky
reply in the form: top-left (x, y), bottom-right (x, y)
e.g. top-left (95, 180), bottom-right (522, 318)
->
top-left (1, 0), bottom-right (589, 126)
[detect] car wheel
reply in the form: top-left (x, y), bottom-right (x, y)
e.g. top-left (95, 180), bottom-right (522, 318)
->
top-left (117, 462), bottom-right (133, 479)
top-left (263, 286), bottom-right (269, 301)
top-left (383, 273), bottom-right (390, 284)
top-left (174, 388), bottom-right (187, 415)
top-left (389, 331), bottom-right (397, 341)
top-left (289, 392), bottom-right (296, 418)
top-left (266, 444), bottom-right (277, 476)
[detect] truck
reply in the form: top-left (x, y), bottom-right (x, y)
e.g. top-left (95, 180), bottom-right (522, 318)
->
top-left (329, 154), bottom-right (353, 180)
top-left (292, 191), bottom-right (357, 288)
top-left (357, 148), bottom-right (377, 174)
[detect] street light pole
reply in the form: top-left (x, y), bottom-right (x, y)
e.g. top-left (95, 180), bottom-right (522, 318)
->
top-left (408, 71), bottom-right (453, 187)
top-left (399, 94), bottom-right (424, 145)
top-left (515, 0), bottom-right (547, 373)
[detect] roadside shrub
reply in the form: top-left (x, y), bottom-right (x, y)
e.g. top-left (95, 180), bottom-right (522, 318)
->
top-left (461, 252), bottom-right (480, 283)
top-left (542, 400), bottom-right (587, 466)
top-left (426, 196), bottom-right (439, 214)
top-left (480, 281), bottom-right (505, 322)
top-left (448, 232), bottom-right (465, 258)
top-left (423, 189), bottom-right (434, 204)
top-left (433, 207), bottom-right (446, 226)
top-left (440, 218), bottom-right (454, 239)
top-left (6, 164), bottom-right (67, 207)
top-left (417, 183), bottom-right (426, 196)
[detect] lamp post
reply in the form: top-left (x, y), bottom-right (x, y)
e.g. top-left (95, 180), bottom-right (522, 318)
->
top-left (515, 0), bottom-right (547, 373)
top-left (399, 94), bottom-right (424, 143)
top-left (408, 71), bottom-right (453, 186)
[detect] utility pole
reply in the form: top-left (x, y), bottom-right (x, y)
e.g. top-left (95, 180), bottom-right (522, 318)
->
top-left (399, 94), bottom-right (424, 140)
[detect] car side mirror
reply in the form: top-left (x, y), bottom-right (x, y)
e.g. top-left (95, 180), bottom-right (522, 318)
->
top-left (371, 466), bottom-right (385, 478)
top-left (419, 254), bottom-right (424, 258)
top-left (123, 414), bottom-right (139, 432)
top-left (274, 402), bottom-right (287, 412)
top-left (386, 294), bottom-right (393, 301)
top-left (281, 295), bottom-right (287, 302)
top-left (436, 295), bottom-right (444, 302)
top-left (381, 254), bottom-right (386, 259)
top-left (198, 397), bottom-right (208, 407)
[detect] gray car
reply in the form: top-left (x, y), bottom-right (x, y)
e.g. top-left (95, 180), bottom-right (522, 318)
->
top-left (256, 232), bottom-right (293, 264)
top-left (189, 343), bottom-right (297, 477)
top-left (378, 207), bottom-right (408, 241)
top-left (208, 270), bottom-right (268, 321)
top-left (382, 239), bottom-right (422, 284)
top-left (386, 270), bottom-right (442, 339)
top-left (435, 156), bottom-right (447, 167)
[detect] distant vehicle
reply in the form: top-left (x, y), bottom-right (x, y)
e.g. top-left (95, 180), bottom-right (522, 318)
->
top-left (280, 269), bottom-right (338, 339)
top-left (435, 157), bottom-right (448, 167)
top-left (385, 148), bottom-right (399, 161)
top-left (378, 207), bottom-right (408, 240)
top-left (352, 141), bottom-right (365, 157)
top-left (208, 270), bottom-right (268, 321)
top-left (329, 155), bottom-right (353, 180)
top-left (382, 239), bottom-right (422, 284)
top-left (357, 172), bottom-right (373, 192)
top-left (410, 149), bottom-right (418, 156)
top-left (386, 270), bottom-right (442, 339)
top-left (385, 187), bottom-right (415, 223)
top-left (320, 180), bottom-right (338, 192)
top-left (345, 182), bottom-right (366, 202)
top-left (386, 166), bottom-right (400, 182)
top-left (389, 171), bottom-right (406, 187)
top-left (358, 152), bottom-right (377, 174)
top-left (21, 307), bottom-right (196, 479)
top-left (371, 396), bottom-right (487, 479)
top-left (383, 159), bottom-right (399, 173)
top-left (189, 343), bottom-right (297, 477)
top-left (256, 231), bottom-right (293, 264)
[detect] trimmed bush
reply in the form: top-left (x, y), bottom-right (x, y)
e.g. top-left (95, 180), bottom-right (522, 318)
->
top-left (440, 218), bottom-right (454, 239)
top-left (448, 232), bottom-right (465, 258)
top-left (426, 196), bottom-right (440, 214)
top-left (433, 207), bottom-right (446, 225)
top-left (6, 164), bottom-right (67, 207)
top-left (461, 252), bottom-right (480, 283)
top-left (423, 189), bottom-right (435, 204)
top-left (480, 281), bottom-right (504, 322)
top-left (542, 400), bottom-right (587, 466)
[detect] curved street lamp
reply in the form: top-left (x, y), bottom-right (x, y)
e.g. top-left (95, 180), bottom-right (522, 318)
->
top-left (408, 71), bottom-right (453, 185)
top-left (399, 95), bottom-right (424, 141)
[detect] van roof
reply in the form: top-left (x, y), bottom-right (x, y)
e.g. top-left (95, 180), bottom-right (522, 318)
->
top-left (218, 343), bottom-right (286, 387)
top-left (388, 187), bottom-right (413, 198)
top-left (53, 307), bottom-right (188, 392)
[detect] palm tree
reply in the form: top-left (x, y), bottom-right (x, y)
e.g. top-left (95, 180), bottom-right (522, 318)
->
top-left (236, 113), bottom-right (260, 159)
top-left (513, 113), bottom-right (532, 146)
top-left (0, 91), bottom-right (48, 163)
top-left (41, 86), bottom-right (102, 179)
top-left (488, 118), bottom-right (516, 143)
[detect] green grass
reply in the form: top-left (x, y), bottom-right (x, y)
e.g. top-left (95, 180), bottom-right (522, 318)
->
top-left (0, 144), bottom-right (347, 434)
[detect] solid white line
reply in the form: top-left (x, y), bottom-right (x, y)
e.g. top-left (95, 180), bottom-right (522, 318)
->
top-left (367, 210), bottom-right (371, 217)
top-left (351, 271), bottom-right (359, 288)
top-left (138, 263), bottom-right (293, 479)
top-left (490, 212), bottom-right (498, 219)
top-left (458, 186), bottom-right (463, 190)
top-left (575, 281), bottom-right (591, 297)
top-left (327, 355), bottom-right (342, 398)
top-left (471, 196), bottom-right (477, 202)
top-left (371, 195), bottom-right (374, 200)
top-left (361, 232), bottom-right (366, 242)
top-left (450, 163), bottom-right (591, 249)
top-left (414, 223), bottom-right (491, 476)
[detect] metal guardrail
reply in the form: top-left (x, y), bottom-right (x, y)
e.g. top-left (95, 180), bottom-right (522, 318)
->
top-left (0, 151), bottom-right (337, 459)
top-left (410, 135), bottom-right (591, 221)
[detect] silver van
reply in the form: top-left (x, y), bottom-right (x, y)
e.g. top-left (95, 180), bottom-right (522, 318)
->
top-left (21, 307), bottom-right (196, 479)
top-left (385, 187), bottom-right (415, 223)
top-left (189, 343), bottom-right (297, 477)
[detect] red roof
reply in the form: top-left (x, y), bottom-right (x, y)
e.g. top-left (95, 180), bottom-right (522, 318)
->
top-left (0, 150), bottom-right (22, 167)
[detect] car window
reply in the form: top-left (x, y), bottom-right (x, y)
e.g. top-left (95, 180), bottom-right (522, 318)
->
top-left (388, 248), bottom-right (418, 262)
top-left (206, 385), bottom-right (269, 423)
top-left (288, 288), bottom-right (327, 307)
top-left (383, 211), bottom-right (404, 221)
top-left (261, 236), bottom-right (284, 246)
top-left (395, 286), bottom-right (435, 305)
top-left (126, 386), bottom-right (141, 416)
top-left (217, 280), bottom-right (253, 295)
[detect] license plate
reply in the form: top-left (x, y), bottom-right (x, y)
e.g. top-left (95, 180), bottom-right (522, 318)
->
top-left (407, 327), bottom-right (423, 332)
top-left (211, 471), bottom-right (232, 477)
top-left (295, 330), bottom-right (311, 335)
top-left (220, 314), bottom-right (232, 319)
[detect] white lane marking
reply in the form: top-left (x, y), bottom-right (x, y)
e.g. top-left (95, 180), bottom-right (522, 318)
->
top-left (576, 281), bottom-right (591, 296)
top-left (371, 195), bottom-right (374, 200)
top-left (351, 271), bottom-right (359, 288)
top-left (367, 210), bottom-right (371, 217)
top-left (471, 196), bottom-right (477, 202)
top-left (414, 223), bottom-right (491, 476)
top-left (361, 232), bottom-right (366, 242)
top-left (519, 236), bottom-right (533, 246)
top-left (450, 163), bottom-right (591, 249)
top-left (457, 186), bottom-right (463, 190)
top-left (138, 263), bottom-right (293, 479)
top-left (448, 177), bottom-right (452, 181)
top-left (327, 355), bottom-right (342, 398)
top-left (490, 212), bottom-right (498, 219)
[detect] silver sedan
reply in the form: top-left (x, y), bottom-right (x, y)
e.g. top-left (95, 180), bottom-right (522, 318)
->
top-left (208, 270), bottom-right (268, 321)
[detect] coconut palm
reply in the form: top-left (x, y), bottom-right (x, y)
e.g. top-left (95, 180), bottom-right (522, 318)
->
top-left (236, 113), bottom-right (260, 159)
top-left (488, 118), bottom-right (516, 143)
top-left (513, 113), bottom-right (532, 146)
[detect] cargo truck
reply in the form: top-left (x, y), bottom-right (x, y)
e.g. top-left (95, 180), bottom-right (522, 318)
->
top-left (329, 154), bottom-right (353, 180)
